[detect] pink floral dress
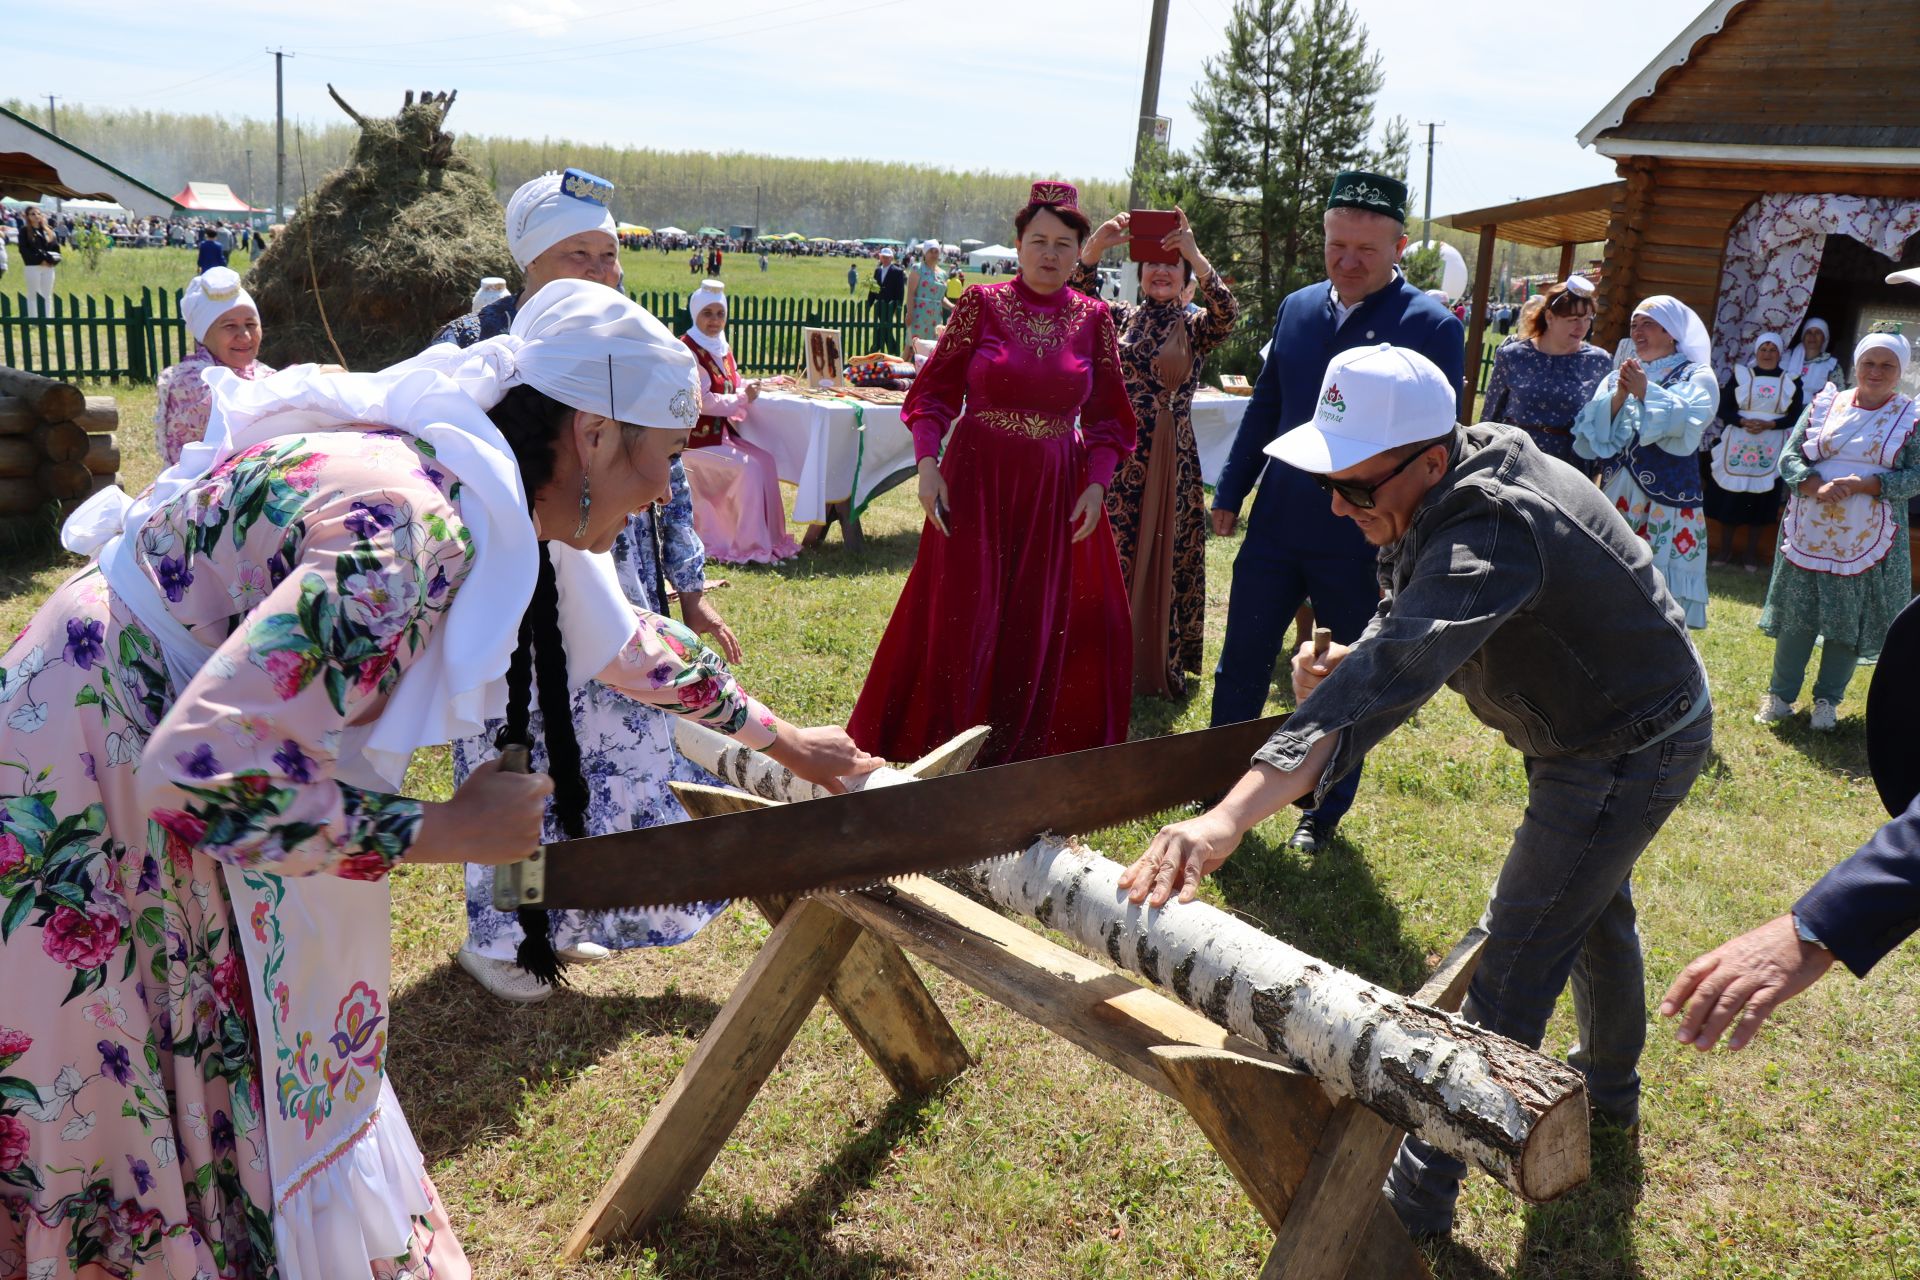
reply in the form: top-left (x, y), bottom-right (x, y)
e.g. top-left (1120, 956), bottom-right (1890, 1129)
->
top-left (0, 427), bottom-right (775, 1278)
top-left (154, 347), bottom-right (274, 467)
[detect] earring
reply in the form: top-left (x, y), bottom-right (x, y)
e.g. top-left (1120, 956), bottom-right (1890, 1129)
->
top-left (574, 472), bottom-right (592, 538)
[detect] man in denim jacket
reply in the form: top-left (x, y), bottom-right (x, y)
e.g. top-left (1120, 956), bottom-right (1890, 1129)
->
top-left (1121, 344), bottom-right (1713, 1237)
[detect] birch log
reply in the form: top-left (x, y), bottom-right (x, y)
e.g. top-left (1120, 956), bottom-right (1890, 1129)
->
top-left (949, 840), bottom-right (1587, 1202)
top-left (672, 721), bottom-right (919, 800)
top-left (668, 729), bottom-right (1589, 1202)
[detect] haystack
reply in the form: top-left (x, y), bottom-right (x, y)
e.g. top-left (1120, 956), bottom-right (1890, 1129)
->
top-left (248, 88), bottom-right (515, 371)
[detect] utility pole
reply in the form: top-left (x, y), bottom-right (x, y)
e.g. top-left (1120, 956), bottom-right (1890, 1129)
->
top-left (44, 95), bottom-right (60, 135)
top-left (269, 48), bottom-right (292, 221)
top-left (1126, 0), bottom-right (1173, 212)
top-left (1418, 121), bottom-right (1443, 247)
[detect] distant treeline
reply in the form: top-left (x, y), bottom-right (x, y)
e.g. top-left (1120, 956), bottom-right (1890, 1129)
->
top-left (9, 99), bottom-right (1129, 242)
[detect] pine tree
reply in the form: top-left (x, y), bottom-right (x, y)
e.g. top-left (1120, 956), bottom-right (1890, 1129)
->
top-left (1188, 0), bottom-right (1388, 338)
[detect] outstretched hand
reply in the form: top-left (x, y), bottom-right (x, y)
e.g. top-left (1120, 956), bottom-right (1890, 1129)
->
top-left (1660, 913), bottom-right (1835, 1051)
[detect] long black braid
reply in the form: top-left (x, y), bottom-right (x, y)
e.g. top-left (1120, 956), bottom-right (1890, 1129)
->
top-left (488, 384), bottom-right (594, 985)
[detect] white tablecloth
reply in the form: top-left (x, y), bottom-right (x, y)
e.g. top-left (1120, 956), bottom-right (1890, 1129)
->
top-left (738, 388), bottom-right (1252, 527)
top-left (1191, 392), bottom-right (1251, 487)
top-left (736, 391), bottom-right (919, 525)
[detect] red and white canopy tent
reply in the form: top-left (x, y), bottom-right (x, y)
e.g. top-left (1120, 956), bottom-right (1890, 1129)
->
top-left (170, 181), bottom-right (262, 213)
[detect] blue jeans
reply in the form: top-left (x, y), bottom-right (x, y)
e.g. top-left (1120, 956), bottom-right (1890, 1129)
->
top-left (1385, 711), bottom-right (1713, 1234)
top-left (1211, 544), bottom-right (1379, 825)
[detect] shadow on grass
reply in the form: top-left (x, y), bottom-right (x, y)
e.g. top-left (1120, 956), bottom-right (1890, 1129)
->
top-left (609, 1089), bottom-right (939, 1279)
top-left (764, 523), bottom-right (924, 579)
top-left (1212, 822), bottom-right (1433, 995)
top-left (1426, 1125), bottom-right (1647, 1280)
top-left (1758, 710), bottom-right (1871, 780)
top-left (0, 526), bottom-right (74, 606)
top-left (389, 957), bottom-right (721, 1162)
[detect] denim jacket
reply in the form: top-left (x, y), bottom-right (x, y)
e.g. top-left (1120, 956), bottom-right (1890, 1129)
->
top-left (1255, 423), bottom-right (1709, 803)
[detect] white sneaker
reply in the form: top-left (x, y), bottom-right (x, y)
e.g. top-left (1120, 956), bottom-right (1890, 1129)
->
top-left (1754, 692), bottom-right (1793, 725)
top-left (456, 950), bottom-right (554, 1004)
top-left (1810, 699), bottom-right (1838, 731)
top-left (558, 942), bottom-right (611, 964)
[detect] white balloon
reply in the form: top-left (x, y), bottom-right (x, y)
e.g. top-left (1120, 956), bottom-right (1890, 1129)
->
top-left (1403, 239), bottom-right (1469, 302)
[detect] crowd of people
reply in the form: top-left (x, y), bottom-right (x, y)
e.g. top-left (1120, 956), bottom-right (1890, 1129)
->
top-left (2, 204), bottom-right (265, 317)
top-left (0, 159), bottom-right (1914, 1280)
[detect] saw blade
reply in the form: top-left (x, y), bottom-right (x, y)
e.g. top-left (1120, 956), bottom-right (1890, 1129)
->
top-left (505, 715), bottom-right (1286, 912)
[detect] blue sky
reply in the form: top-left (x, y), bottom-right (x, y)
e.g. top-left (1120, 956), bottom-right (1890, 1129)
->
top-left (27, 0), bottom-right (1693, 218)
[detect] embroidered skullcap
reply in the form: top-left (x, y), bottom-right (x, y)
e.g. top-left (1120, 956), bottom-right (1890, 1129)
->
top-left (1632, 295), bottom-right (1712, 369)
top-left (505, 168), bottom-right (618, 270)
top-left (1854, 330), bottom-right (1911, 377)
top-left (1562, 274), bottom-right (1595, 298)
top-left (1753, 331), bottom-right (1786, 361)
top-left (689, 278), bottom-right (728, 320)
top-left (1326, 170), bottom-right (1407, 223)
top-left (181, 267), bottom-right (257, 344)
top-left (408, 279), bottom-right (700, 430)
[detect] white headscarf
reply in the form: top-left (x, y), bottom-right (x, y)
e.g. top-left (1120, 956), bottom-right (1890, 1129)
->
top-left (505, 168), bottom-right (618, 270)
top-left (1752, 331), bottom-right (1786, 367)
top-left (685, 279), bottom-right (730, 360)
top-left (181, 266), bottom-right (258, 344)
top-left (1562, 274), bottom-right (1595, 299)
top-left (1854, 331), bottom-right (1912, 378)
top-left (66, 279), bottom-right (696, 786)
top-left (1783, 318), bottom-right (1831, 382)
top-left (1632, 295), bottom-right (1712, 369)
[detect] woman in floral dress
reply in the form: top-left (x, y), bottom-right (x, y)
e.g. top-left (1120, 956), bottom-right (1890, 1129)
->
top-left (1574, 295), bottom-right (1719, 629)
top-left (1479, 276), bottom-right (1610, 475)
top-left (1756, 333), bottom-right (1920, 731)
top-left (1069, 208), bottom-right (1239, 697)
top-left (0, 280), bottom-right (874, 1278)
top-left (154, 267), bottom-right (275, 465)
top-left (902, 241), bottom-right (948, 350)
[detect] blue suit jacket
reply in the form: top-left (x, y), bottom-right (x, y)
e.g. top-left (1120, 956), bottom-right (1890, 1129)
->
top-left (1213, 274), bottom-right (1466, 559)
top-left (1796, 793), bottom-right (1920, 977)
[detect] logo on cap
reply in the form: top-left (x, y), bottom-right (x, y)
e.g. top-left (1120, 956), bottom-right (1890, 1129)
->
top-left (561, 167), bottom-right (615, 207)
top-left (1320, 382), bottom-right (1347, 418)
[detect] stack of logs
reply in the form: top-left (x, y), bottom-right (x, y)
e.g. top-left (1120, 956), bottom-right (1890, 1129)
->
top-left (0, 366), bottom-right (119, 524)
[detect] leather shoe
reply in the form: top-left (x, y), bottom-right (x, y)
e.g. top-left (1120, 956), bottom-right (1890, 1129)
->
top-left (1286, 814), bottom-right (1335, 854)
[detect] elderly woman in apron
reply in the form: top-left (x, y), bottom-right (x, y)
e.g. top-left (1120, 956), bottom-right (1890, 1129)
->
top-left (1574, 295), bottom-right (1720, 628)
top-left (1708, 331), bottom-right (1803, 572)
top-left (1756, 332), bottom-right (1920, 731)
top-left (1782, 317), bottom-right (1847, 397)
top-left (0, 280), bottom-right (874, 1279)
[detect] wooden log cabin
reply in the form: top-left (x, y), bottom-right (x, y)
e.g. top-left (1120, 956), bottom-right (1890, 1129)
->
top-left (1450, 0), bottom-right (1920, 397)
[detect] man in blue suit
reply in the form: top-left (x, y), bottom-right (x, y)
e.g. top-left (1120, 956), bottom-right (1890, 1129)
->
top-left (1208, 171), bottom-right (1466, 852)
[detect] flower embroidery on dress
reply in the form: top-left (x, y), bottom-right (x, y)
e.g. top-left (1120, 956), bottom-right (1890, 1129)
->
top-left (994, 290), bottom-right (1085, 359)
top-left (976, 410), bottom-right (1073, 440)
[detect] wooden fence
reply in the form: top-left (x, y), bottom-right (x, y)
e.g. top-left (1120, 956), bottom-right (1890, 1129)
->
top-left (0, 287), bottom-right (901, 383)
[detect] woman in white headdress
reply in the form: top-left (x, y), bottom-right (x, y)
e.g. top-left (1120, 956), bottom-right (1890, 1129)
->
top-left (1782, 317), bottom-right (1846, 397)
top-left (678, 278), bottom-right (801, 563)
top-left (154, 266), bottom-right (275, 464)
top-left (1707, 330), bottom-right (1802, 570)
top-left (1573, 294), bottom-right (1719, 628)
top-left (0, 278), bottom-right (876, 1279)
top-left (1756, 331), bottom-right (1920, 731)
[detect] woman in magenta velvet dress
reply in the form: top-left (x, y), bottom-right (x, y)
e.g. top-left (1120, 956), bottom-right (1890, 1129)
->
top-left (849, 182), bottom-right (1138, 766)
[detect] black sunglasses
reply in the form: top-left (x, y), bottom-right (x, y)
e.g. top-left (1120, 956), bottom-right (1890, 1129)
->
top-left (1312, 442), bottom-right (1439, 510)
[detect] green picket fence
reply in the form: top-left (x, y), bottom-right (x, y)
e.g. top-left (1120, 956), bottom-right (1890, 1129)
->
top-left (0, 286), bottom-right (903, 383)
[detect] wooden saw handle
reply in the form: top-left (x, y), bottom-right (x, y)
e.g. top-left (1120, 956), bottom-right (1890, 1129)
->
top-left (1311, 626), bottom-right (1333, 660)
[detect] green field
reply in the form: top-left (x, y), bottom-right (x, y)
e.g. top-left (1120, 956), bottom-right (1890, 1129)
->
top-left (0, 377), bottom-right (1913, 1279)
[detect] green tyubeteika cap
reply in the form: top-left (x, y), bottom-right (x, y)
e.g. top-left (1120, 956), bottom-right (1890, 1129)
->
top-left (1327, 171), bottom-right (1408, 223)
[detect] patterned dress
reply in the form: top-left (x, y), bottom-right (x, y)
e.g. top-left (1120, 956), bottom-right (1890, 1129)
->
top-left (904, 265), bottom-right (947, 348)
top-left (435, 300), bottom-right (731, 960)
top-left (1574, 354), bottom-right (1718, 629)
top-left (1479, 338), bottom-right (1611, 473)
top-left (0, 429), bottom-right (774, 1278)
top-left (1069, 262), bottom-right (1240, 696)
top-left (154, 347), bottom-right (275, 466)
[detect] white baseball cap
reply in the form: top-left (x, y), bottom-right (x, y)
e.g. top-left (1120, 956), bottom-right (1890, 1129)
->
top-left (1264, 344), bottom-right (1459, 474)
top-left (1889, 267), bottom-right (1920, 287)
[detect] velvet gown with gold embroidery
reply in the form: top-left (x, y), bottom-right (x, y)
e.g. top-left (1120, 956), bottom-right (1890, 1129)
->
top-left (848, 278), bottom-right (1138, 766)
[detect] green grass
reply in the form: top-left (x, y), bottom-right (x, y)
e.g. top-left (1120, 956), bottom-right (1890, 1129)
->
top-left (2, 383), bottom-right (1916, 1278)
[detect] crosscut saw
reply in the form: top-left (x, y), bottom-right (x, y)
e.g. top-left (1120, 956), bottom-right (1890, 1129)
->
top-left (492, 715), bottom-right (1285, 912)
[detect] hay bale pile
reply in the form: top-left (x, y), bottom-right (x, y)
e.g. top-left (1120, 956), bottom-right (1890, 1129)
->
top-left (247, 88), bottom-right (515, 372)
top-left (0, 366), bottom-right (116, 530)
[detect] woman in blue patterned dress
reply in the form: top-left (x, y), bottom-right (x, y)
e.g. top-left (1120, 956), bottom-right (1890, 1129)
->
top-left (1479, 277), bottom-right (1611, 474)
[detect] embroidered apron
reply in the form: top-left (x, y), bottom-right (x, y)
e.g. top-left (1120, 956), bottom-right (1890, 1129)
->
top-left (1711, 365), bottom-right (1792, 492)
top-left (1780, 386), bottom-right (1918, 576)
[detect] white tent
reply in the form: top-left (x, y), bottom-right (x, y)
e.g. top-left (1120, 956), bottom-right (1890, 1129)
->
top-left (967, 244), bottom-right (1017, 271)
top-left (654, 225), bottom-right (688, 236)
